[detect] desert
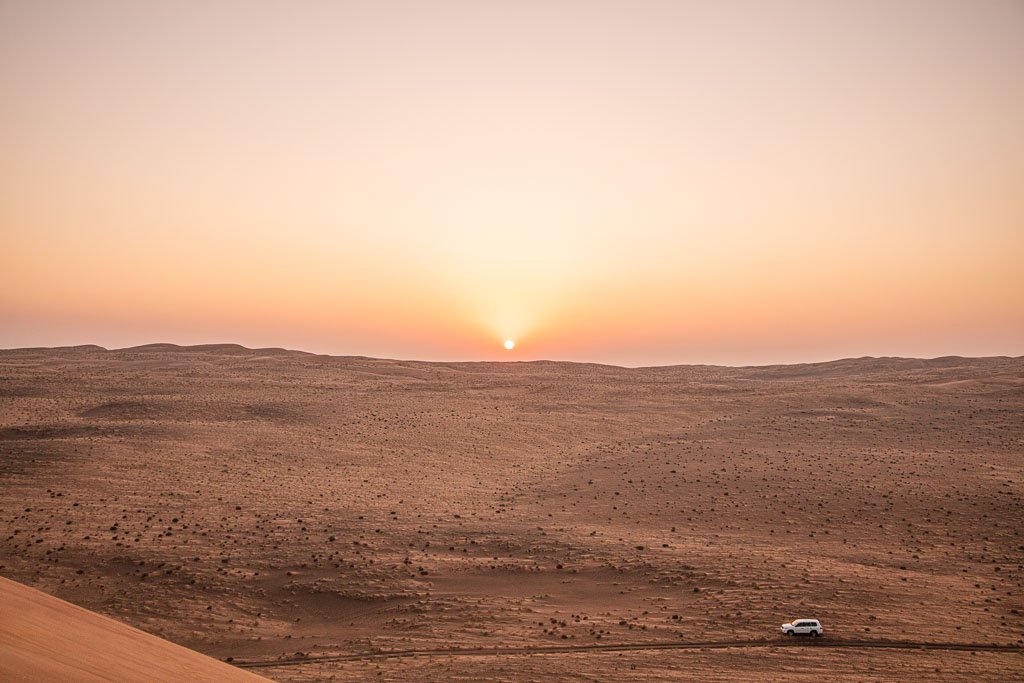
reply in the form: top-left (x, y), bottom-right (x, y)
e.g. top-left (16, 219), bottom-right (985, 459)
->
top-left (1, 344), bottom-right (1021, 681)
top-left (4, 1), bottom-right (1023, 680)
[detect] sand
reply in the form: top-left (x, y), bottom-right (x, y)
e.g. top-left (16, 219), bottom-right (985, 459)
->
top-left (0, 575), bottom-right (268, 681)
top-left (0, 345), bottom-right (1021, 680)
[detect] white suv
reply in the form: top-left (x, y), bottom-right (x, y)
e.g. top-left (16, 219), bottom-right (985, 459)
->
top-left (781, 619), bottom-right (823, 637)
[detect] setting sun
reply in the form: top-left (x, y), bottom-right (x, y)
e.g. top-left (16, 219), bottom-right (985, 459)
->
top-left (0, 4), bottom-right (1022, 680)
top-left (0, 1), bottom-right (1020, 366)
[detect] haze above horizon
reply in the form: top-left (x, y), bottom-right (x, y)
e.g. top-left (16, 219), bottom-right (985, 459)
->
top-left (2, 0), bottom-right (1022, 366)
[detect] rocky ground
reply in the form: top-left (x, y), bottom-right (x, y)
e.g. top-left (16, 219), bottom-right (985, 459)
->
top-left (1, 345), bottom-right (1021, 680)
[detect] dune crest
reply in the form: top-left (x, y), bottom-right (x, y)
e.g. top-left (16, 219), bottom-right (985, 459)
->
top-left (0, 577), bottom-right (268, 682)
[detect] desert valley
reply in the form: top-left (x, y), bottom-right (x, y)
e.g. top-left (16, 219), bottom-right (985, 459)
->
top-left (1, 344), bottom-right (1021, 680)
top-left (4, 1), bottom-right (1023, 680)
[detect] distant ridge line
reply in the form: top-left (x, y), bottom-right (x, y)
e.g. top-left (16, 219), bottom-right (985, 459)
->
top-left (1, 343), bottom-right (1020, 371)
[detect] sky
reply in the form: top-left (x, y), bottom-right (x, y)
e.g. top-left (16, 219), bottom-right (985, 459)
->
top-left (1, 0), bottom-right (1022, 366)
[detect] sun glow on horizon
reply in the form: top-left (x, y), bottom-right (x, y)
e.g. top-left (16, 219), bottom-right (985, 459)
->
top-left (0, 2), bottom-right (1022, 365)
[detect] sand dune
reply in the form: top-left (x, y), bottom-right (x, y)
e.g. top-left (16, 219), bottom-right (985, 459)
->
top-left (0, 346), bottom-right (1021, 681)
top-left (0, 576), bottom-right (267, 682)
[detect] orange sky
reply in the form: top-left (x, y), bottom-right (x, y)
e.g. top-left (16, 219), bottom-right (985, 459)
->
top-left (2, 1), bottom-right (1022, 366)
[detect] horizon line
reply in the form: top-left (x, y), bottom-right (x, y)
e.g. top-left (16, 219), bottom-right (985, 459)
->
top-left (2, 342), bottom-right (1021, 372)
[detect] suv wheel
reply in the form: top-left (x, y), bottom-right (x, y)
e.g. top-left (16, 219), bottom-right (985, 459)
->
top-left (811, 630), bottom-right (819, 637)
top-left (786, 630), bottom-right (794, 636)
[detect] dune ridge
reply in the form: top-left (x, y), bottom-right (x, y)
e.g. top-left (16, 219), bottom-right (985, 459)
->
top-left (0, 576), bottom-right (268, 682)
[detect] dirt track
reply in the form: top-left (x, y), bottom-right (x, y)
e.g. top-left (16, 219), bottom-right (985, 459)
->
top-left (234, 637), bottom-right (1024, 668)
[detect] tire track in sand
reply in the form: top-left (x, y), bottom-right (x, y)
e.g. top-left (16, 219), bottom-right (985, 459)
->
top-left (233, 638), bottom-right (1024, 669)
